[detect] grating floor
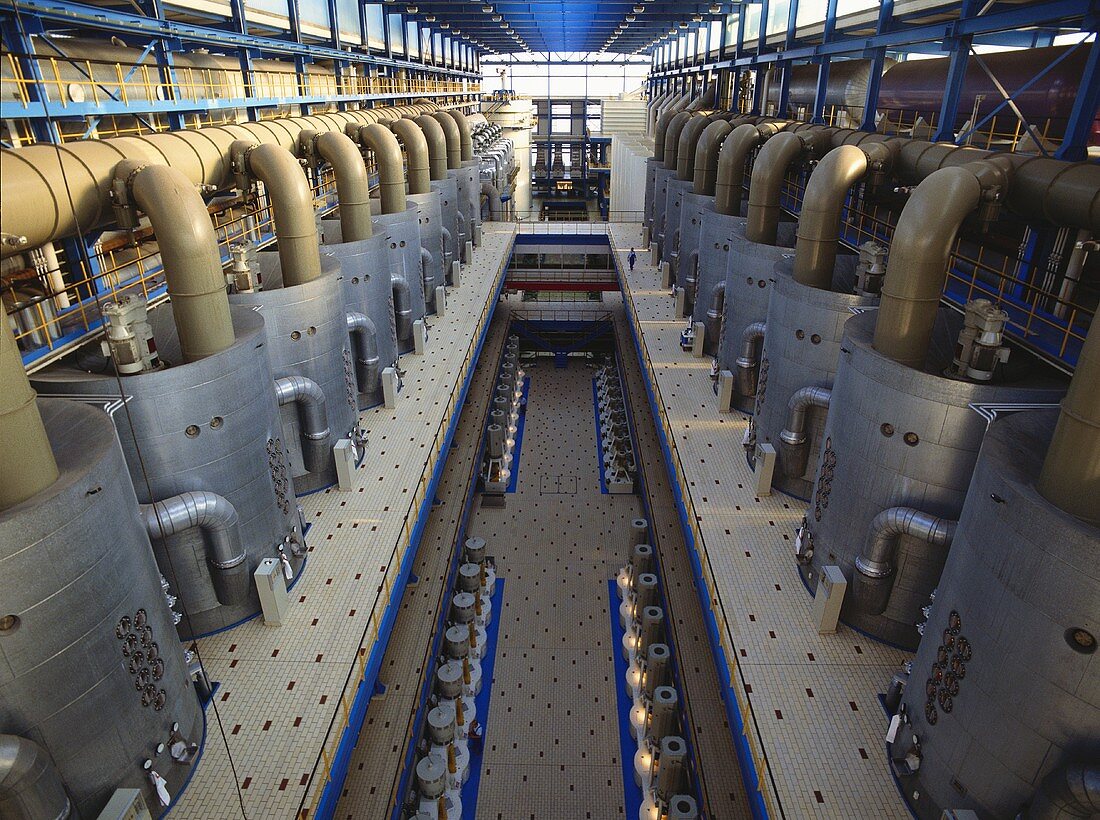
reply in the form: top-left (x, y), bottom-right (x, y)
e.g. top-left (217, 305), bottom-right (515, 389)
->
top-left (169, 224), bottom-right (516, 820)
top-left (609, 223), bottom-right (912, 819)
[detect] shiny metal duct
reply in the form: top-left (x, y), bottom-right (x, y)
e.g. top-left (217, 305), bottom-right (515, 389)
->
top-left (0, 325), bottom-right (58, 509)
top-left (0, 735), bottom-right (70, 820)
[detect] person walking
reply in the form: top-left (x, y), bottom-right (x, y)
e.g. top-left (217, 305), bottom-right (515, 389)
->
top-left (628, 248), bottom-right (637, 271)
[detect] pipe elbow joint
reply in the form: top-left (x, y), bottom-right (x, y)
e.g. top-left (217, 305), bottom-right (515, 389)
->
top-left (275, 375), bottom-right (331, 474)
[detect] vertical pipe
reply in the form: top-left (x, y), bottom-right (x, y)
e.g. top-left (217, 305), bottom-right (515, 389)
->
top-left (357, 124), bottom-right (407, 215)
top-left (310, 130), bottom-right (373, 242)
top-left (390, 118), bottom-right (431, 195)
top-left (415, 115), bottom-right (450, 180)
top-left (448, 110), bottom-right (475, 161)
top-left (432, 111), bottom-right (463, 169)
top-left (0, 324), bottom-right (59, 509)
top-left (746, 131), bottom-right (807, 244)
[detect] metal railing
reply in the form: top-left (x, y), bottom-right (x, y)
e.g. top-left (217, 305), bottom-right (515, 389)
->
top-left (296, 230), bottom-right (513, 819)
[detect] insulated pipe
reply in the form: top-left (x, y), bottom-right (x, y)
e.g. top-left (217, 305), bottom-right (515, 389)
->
top-left (704, 281), bottom-right (725, 349)
top-left (693, 120), bottom-right (732, 196)
top-left (853, 507), bottom-right (957, 615)
top-left (274, 374), bottom-right (331, 473)
top-left (663, 112), bottom-right (695, 171)
top-left (432, 111), bottom-right (463, 169)
top-left (346, 311), bottom-right (380, 392)
top-left (392, 275), bottom-right (413, 341)
top-left (872, 161), bottom-right (1009, 368)
top-left (482, 182), bottom-right (503, 221)
top-left (231, 141), bottom-right (322, 285)
top-left (415, 115), bottom-right (450, 181)
top-left (1038, 313), bottom-right (1100, 525)
top-left (1024, 762), bottom-right (1100, 820)
top-left (736, 322), bottom-right (767, 397)
top-left (0, 325), bottom-right (58, 509)
top-left (0, 734), bottom-right (70, 820)
top-left (141, 491), bottom-right (249, 606)
top-left (746, 131), bottom-right (810, 245)
top-left (778, 386), bottom-right (832, 477)
top-left (115, 161), bottom-right (235, 361)
top-left (449, 110), bottom-right (475, 162)
top-left (714, 123), bottom-right (783, 216)
top-left (676, 114), bottom-right (715, 181)
top-left (356, 124), bottom-right (406, 215)
top-left (390, 119), bottom-right (431, 195)
top-left (302, 130), bottom-right (372, 242)
top-left (653, 105), bottom-right (683, 160)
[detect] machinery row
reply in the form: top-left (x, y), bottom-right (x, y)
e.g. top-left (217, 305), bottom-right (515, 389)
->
top-left (642, 91), bottom-right (1099, 819)
top-left (0, 101), bottom-right (514, 818)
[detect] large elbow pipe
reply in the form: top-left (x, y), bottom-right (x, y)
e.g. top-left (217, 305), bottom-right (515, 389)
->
top-left (449, 110), bottom-right (475, 162)
top-left (0, 326), bottom-right (59, 509)
top-left (231, 141), bottom-right (322, 285)
top-left (0, 734), bottom-right (70, 820)
top-left (746, 131), bottom-right (809, 245)
top-left (714, 123), bottom-right (782, 216)
top-left (303, 130), bottom-right (372, 242)
top-left (663, 112), bottom-right (694, 171)
top-left (141, 490), bottom-right (249, 606)
top-left (346, 311), bottom-right (380, 393)
top-left (415, 115), bottom-right (450, 181)
top-left (693, 120), bottom-right (732, 196)
top-left (392, 274), bottom-right (413, 341)
top-left (778, 386), bottom-right (832, 477)
top-left (873, 160), bottom-right (1011, 368)
top-left (676, 115), bottom-right (715, 181)
top-left (1024, 762), bottom-right (1100, 820)
top-left (390, 119), bottom-right (431, 195)
top-left (736, 321), bottom-right (767, 397)
top-left (432, 111), bottom-right (463, 170)
top-left (114, 161), bottom-right (235, 362)
top-left (653, 107), bottom-right (681, 161)
top-left (274, 374), bottom-right (331, 474)
top-left (853, 507), bottom-right (957, 615)
top-left (356, 124), bottom-right (406, 215)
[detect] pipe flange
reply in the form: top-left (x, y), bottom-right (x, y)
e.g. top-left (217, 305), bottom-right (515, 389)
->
top-left (855, 555), bottom-right (892, 579)
top-left (209, 552), bottom-right (247, 570)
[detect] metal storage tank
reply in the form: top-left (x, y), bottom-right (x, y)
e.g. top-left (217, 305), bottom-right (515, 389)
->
top-left (690, 203), bottom-right (743, 355)
top-left (234, 251), bottom-right (361, 494)
top-left (651, 166), bottom-right (677, 258)
top-left (33, 304), bottom-right (304, 638)
top-left (374, 205), bottom-right (428, 354)
top-left (0, 398), bottom-right (204, 818)
top-left (799, 310), bottom-right (1065, 648)
top-left (750, 253), bottom-right (867, 499)
top-left (409, 189), bottom-right (446, 311)
top-left (892, 409), bottom-right (1100, 818)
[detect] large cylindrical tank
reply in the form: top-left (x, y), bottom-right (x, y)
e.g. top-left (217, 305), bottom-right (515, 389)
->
top-left (878, 46), bottom-right (1091, 136)
top-left (232, 252), bottom-right (359, 494)
top-left (32, 306), bottom-right (302, 638)
top-left (450, 163), bottom-right (479, 257)
top-left (662, 177), bottom-right (694, 278)
top-left (321, 221), bottom-right (399, 409)
top-left (374, 205), bottom-right (428, 354)
top-left (717, 219), bottom-right (798, 412)
top-left (751, 255), bottom-right (870, 499)
top-left (691, 205), bottom-right (744, 355)
top-left (0, 400), bottom-right (204, 818)
top-left (408, 189), bottom-right (446, 313)
top-left (433, 176), bottom-right (461, 283)
top-left (800, 311), bottom-right (1066, 648)
top-left (892, 410), bottom-right (1100, 818)
top-left (651, 167), bottom-right (678, 258)
top-left (676, 192), bottom-right (712, 317)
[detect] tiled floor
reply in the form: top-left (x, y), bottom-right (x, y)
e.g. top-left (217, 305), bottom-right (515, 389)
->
top-left (171, 224), bottom-right (515, 820)
top-left (609, 223), bottom-right (912, 819)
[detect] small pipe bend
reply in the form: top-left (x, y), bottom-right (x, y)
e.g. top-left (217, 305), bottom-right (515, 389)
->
top-left (274, 374), bottom-right (331, 474)
top-left (346, 311), bottom-right (380, 392)
top-left (431, 111), bottom-right (463, 169)
top-left (779, 386), bottom-right (833, 446)
top-left (736, 321), bottom-right (767, 397)
top-left (391, 274), bottom-right (414, 341)
top-left (414, 115), bottom-right (449, 181)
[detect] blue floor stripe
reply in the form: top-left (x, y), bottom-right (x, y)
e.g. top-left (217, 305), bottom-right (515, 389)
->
top-left (593, 378), bottom-right (609, 494)
top-left (505, 377), bottom-right (530, 493)
top-left (459, 579), bottom-right (505, 815)
top-left (608, 580), bottom-right (644, 820)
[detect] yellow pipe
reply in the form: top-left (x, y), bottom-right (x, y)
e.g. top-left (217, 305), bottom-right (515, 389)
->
top-left (305, 130), bottom-right (373, 242)
top-left (662, 111), bottom-right (694, 171)
top-left (356, 124), bottom-right (406, 215)
top-left (745, 131), bottom-right (807, 245)
top-left (390, 118), bottom-right (431, 195)
top-left (0, 323), bottom-right (58, 509)
top-left (432, 111), bottom-right (462, 170)
top-left (415, 115), bottom-right (449, 181)
top-left (693, 119), bottom-right (732, 196)
top-left (792, 145), bottom-right (869, 289)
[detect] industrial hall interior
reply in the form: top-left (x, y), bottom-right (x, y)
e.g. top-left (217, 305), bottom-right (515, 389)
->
top-left (2, 0), bottom-right (1099, 818)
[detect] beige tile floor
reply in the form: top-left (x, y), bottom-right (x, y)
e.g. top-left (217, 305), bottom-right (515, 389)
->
top-left (171, 224), bottom-right (516, 820)
top-left (609, 223), bottom-right (912, 819)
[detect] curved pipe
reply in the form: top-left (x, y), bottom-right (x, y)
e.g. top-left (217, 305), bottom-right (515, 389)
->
top-left (231, 141), bottom-right (322, 285)
top-left (346, 311), bottom-right (380, 393)
top-left (415, 115), bottom-right (449, 181)
top-left (274, 374), bottom-right (331, 474)
top-left (356, 124), bottom-right (406, 215)
top-left (873, 160), bottom-right (1010, 368)
top-left (853, 507), bottom-right (957, 615)
top-left (481, 182), bottom-right (503, 221)
top-left (432, 111), bottom-right (463, 169)
top-left (115, 161), bottom-right (235, 361)
top-left (704, 281), bottom-right (725, 352)
top-left (390, 119), bottom-right (431, 195)
top-left (448, 110), bottom-right (475, 162)
top-left (303, 130), bottom-right (372, 242)
top-left (653, 106), bottom-right (683, 160)
top-left (676, 114), bottom-right (715, 181)
top-left (0, 734), bottom-right (70, 820)
top-left (663, 112), bottom-right (694, 171)
top-left (778, 385), bottom-right (832, 477)
top-left (736, 321), bottom-right (767, 397)
top-left (392, 274), bottom-right (413, 341)
top-left (746, 131), bottom-right (808, 245)
top-left (1025, 762), bottom-right (1100, 820)
top-left (141, 491), bottom-right (249, 606)
top-left (693, 120), bottom-right (732, 196)
top-left (715, 123), bottom-right (782, 216)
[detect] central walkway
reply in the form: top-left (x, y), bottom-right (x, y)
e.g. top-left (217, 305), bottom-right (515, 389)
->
top-left (473, 348), bottom-right (636, 819)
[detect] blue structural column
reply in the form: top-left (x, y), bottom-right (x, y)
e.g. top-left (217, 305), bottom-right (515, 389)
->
top-left (228, 0), bottom-right (260, 121)
top-left (776, 0), bottom-right (799, 116)
top-left (932, 0), bottom-right (981, 143)
top-left (1055, 33), bottom-right (1100, 161)
top-left (810, 0), bottom-right (837, 124)
top-left (860, 0), bottom-right (893, 131)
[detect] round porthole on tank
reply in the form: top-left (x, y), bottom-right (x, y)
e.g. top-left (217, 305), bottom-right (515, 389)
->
top-left (881, 423), bottom-right (895, 437)
top-left (903, 432), bottom-right (920, 447)
top-left (185, 425), bottom-right (201, 438)
top-left (1065, 627), bottom-right (1097, 654)
top-left (0, 614), bottom-right (20, 635)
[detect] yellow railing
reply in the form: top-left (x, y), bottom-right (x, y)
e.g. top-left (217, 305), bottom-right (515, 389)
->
top-left (297, 232), bottom-right (512, 819)
top-left (611, 234), bottom-right (785, 817)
